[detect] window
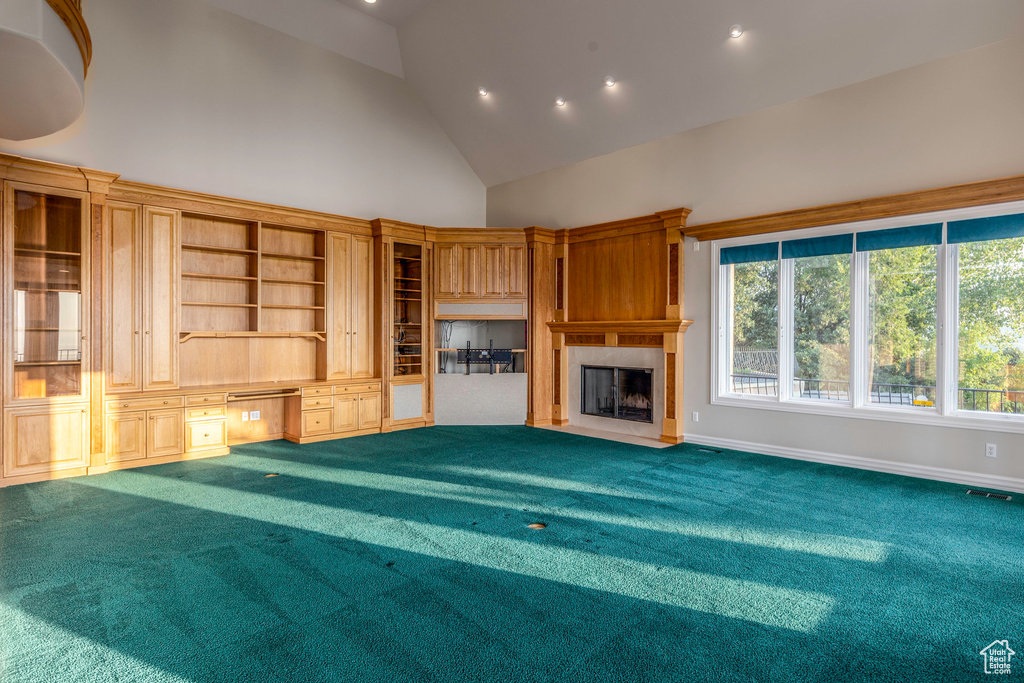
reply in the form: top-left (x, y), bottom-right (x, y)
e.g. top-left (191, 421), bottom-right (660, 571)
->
top-left (951, 215), bottom-right (1024, 415)
top-left (722, 243), bottom-right (778, 396)
top-left (714, 207), bottom-right (1024, 432)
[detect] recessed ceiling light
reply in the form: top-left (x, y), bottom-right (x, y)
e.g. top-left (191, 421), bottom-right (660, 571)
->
top-left (603, 76), bottom-right (616, 88)
top-left (477, 87), bottom-right (489, 97)
top-left (729, 24), bottom-right (743, 38)
top-left (365, 0), bottom-right (377, 4)
top-left (554, 96), bottom-right (566, 107)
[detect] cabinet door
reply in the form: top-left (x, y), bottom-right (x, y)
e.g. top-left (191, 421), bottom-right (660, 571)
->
top-left (351, 235), bottom-right (375, 378)
top-left (106, 202), bottom-right (143, 392)
top-left (457, 245), bottom-right (481, 297)
top-left (147, 408), bottom-right (184, 458)
top-left (106, 411), bottom-right (147, 463)
top-left (506, 245), bottom-right (527, 298)
top-left (143, 207), bottom-right (180, 391)
top-left (3, 405), bottom-right (89, 478)
top-left (434, 244), bottom-right (457, 298)
top-left (326, 233), bottom-right (352, 380)
top-left (358, 393), bottom-right (382, 429)
top-left (482, 245), bottom-right (504, 298)
top-left (333, 395), bottom-right (358, 433)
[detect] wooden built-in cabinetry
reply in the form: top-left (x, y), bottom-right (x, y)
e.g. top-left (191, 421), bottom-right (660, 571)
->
top-left (284, 381), bottom-right (381, 443)
top-left (434, 239), bottom-right (527, 303)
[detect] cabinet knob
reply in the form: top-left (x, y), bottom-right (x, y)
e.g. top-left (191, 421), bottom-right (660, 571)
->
top-left (134, 331), bottom-right (139, 335)
top-left (204, 433), bottom-right (210, 438)
top-left (315, 421), bottom-right (320, 425)
top-left (123, 403), bottom-right (129, 407)
top-left (203, 398), bottom-right (209, 402)
top-left (163, 401), bottom-right (168, 404)
top-left (145, 331), bottom-right (150, 334)
top-left (203, 411), bottom-right (208, 415)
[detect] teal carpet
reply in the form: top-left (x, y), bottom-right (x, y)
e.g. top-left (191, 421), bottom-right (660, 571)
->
top-left (0, 426), bottom-right (1021, 682)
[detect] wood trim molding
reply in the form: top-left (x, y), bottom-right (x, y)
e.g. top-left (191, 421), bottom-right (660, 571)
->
top-left (111, 180), bottom-right (372, 234)
top-left (371, 218), bottom-right (429, 242)
top-left (548, 319), bottom-right (693, 335)
top-left (559, 214), bottom-right (666, 244)
top-left (432, 228), bottom-right (528, 244)
top-left (45, 0), bottom-right (92, 76)
top-left (684, 173), bottom-right (1024, 241)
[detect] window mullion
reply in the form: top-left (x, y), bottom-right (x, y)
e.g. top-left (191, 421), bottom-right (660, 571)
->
top-left (850, 250), bottom-right (870, 408)
top-left (778, 258), bottom-right (794, 402)
top-left (938, 240), bottom-right (959, 416)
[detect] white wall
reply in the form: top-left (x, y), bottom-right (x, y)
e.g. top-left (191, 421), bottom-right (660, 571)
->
top-left (486, 36), bottom-right (1024, 486)
top-left (0, 0), bottom-right (485, 227)
top-left (487, 36), bottom-right (1024, 229)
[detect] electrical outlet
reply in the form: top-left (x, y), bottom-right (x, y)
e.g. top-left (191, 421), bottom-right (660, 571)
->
top-left (251, 411), bottom-right (261, 421)
top-left (692, 240), bottom-right (700, 252)
top-left (241, 412), bottom-right (249, 422)
top-left (691, 411), bottom-right (699, 423)
top-left (986, 443), bottom-right (998, 458)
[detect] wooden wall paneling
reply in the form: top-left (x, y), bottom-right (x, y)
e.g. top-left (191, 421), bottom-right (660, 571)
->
top-left (179, 338), bottom-right (249, 387)
top-left (482, 244), bottom-right (504, 298)
top-left (3, 404), bottom-right (89, 478)
top-left (661, 332), bottom-right (685, 445)
top-left (525, 232), bottom-right (555, 426)
top-left (325, 232), bottom-right (351, 380)
top-left (553, 239), bottom-right (567, 322)
top-left (227, 397), bottom-right (286, 444)
top-left (457, 244), bottom-right (481, 297)
top-left (249, 338), bottom-right (317, 384)
top-left (352, 234), bottom-right (375, 378)
top-left (90, 198), bottom-right (104, 463)
top-left (104, 202), bottom-right (142, 393)
top-left (567, 230), bottom-right (666, 321)
top-left (506, 244), bottom-right (527, 298)
top-left (142, 207), bottom-right (179, 390)
top-left (434, 243), bottom-right (457, 298)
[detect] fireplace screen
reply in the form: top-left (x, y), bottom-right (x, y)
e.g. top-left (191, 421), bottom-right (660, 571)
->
top-left (581, 365), bottom-right (654, 423)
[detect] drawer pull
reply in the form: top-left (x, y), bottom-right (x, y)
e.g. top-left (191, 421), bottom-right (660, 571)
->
top-left (123, 403), bottom-right (129, 407)
top-left (163, 401), bottom-right (169, 404)
top-left (203, 411), bottom-right (208, 415)
top-left (204, 433), bottom-right (210, 438)
top-left (315, 421), bottom-right (321, 425)
top-left (203, 398), bottom-right (209, 402)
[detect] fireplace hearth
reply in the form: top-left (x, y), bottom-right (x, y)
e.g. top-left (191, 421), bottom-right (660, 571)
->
top-left (581, 365), bottom-right (654, 423)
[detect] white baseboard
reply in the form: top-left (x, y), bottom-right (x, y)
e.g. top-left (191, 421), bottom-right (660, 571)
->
top-left (682, 433), bottom-right (1024, 495)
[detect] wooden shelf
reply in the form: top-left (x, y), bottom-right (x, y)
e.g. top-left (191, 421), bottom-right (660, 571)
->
top-left (436, 348), bottom-right (527, 353)
top-left (14, 247), bottom-right (81, 258)
top-left (396, 277), bottom-right (422, 282)
top-left (179, 331), bottom-right (326, 342)
top-left (262, 251), bottom-right (324, 262)
top-left (182, 272), bottom-right (258, 282)
top-left (15, 360), bottom-right (81, 367)
top-left (262, 304), bottom-right (324, 310)
top-left (16, 287), bottom-right (81, 293)
top-left (181, 243), bottom-right (258, 255)
top-left (262, 278), bottom-right (325, 286)
top-left (395, 289), bottom-right (422, 293)
top-left (182, 301), bottom-right (258, 308)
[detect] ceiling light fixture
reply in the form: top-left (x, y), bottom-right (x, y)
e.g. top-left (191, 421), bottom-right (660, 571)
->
top-left (603, 76), bottom-right (616, 88)
top-left (729, 24), bottom-right (743, 38)
top-left (477, 87), bottom-right (489, 97)
top-left (365, 0), bottom-right (377, 4)
top-left (554, 96), bottom-right (566, 107)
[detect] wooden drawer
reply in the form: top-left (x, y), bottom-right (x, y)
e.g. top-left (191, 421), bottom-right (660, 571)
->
top-left (185, 405), bottom-right (227, 421)
top-left (301, 409), bottom-right (333, 436)
top-left (301, 385), bottom-right (332, 397)
top-left (302, 396), bottom-right (332, 410)
top-left (186, 420), bottom-right (227, 452)
top-left (185, 393), bottom-right (227, 406)
top-left (107, 396), bottom-right (184, 412)
top-left (334, 382), bottom-right (381, 395)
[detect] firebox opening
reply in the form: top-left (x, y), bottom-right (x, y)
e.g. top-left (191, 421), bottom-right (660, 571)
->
top-left (581, 365), bottom-right (654, 423)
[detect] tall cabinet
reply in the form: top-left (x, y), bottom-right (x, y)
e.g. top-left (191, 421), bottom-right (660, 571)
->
top-left (2, 182), bottom-right (92, 479)
top-left (325, 232), bottom-right (374, 380)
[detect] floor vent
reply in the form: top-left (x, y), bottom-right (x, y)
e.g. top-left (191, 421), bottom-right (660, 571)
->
top-left (967, 489), bottom-right (1013, 501)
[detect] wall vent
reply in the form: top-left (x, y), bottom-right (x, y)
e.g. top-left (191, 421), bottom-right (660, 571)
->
top-left (966, 489), bottom-right (1013, 501)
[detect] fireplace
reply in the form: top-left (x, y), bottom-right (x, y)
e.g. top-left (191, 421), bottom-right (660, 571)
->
top-left (581, 365), bottom-right (654, 423)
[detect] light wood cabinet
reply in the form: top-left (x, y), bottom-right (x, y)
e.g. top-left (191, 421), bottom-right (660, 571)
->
top-left (358, 393), bottom-right (382, 429)
top-left (285, 382), bottom-right (381, 442)
top-left (186, 420), bottom-right (227, 452)
top-left (106, 411), bottom-right (146, 462)
top-left (142, 207), bottom-right (180, 391)
top-left (105, 405), bottom-right (184, 461)
top-left (148, 408), bottom-right (185, 457)
top-left (457, 244), bottom-right (481, 297)
top-left (333, 395), bottom-right (357, 432)
top-left (434, 244), bottom-right (457, 297)
top-left (3, 404), bottom-right (90, 478)
top-left (326, 233), bottom-right (374, 380)
top-left (482, 245), bottom-right (504, 297)
top-left (105, 202), bottom-right (143, 393)
top-left (506, 245), bottom-right (527, 297)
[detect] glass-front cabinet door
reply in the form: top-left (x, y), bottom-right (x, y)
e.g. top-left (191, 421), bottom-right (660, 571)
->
top-left (5, 183), bottom-right (91, 402)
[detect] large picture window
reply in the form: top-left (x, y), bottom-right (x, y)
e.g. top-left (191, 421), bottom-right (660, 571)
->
top-left (714, 208), bottom-right (1024, 432)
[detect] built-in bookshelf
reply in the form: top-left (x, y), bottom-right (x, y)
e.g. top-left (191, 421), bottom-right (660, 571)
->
top-left (179, 217), bottom-right (326, 339)
top-left (10, 189), bottom-right (86, 399)
top-left (393, 242), bottom-right (423, 375)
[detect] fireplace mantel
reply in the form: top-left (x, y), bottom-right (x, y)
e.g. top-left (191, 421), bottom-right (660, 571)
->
top-left (547, 319), bottom-right (693, 349)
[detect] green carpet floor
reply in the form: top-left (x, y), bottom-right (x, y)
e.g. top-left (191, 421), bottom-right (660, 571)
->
top-left (0, 426), bottom-right (1021, 682)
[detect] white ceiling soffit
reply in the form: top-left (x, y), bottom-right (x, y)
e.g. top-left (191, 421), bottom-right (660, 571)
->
top-left (335, 0), bottom-right (434, 27)
top-left (203, 0), bottom-right (404, 78)
top-left (398, 0), bottom-right (1024, 187)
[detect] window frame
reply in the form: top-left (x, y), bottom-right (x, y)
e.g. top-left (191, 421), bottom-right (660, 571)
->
top-left (711, 199), bottom-right (1024, 435)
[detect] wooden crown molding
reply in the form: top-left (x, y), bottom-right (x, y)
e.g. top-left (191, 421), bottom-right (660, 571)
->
top-left (432, 227), bottom-right (528, 244)
top-left (684, 173), bottom-right (1024, 241)
top-left (45, 0), bottom-right (92, 77)
top-left (524, 226), bottom-right (557, 244)
top-left (111, 180), bottom-right (373, 234)
top-left (548, 320), bottom-right (693, 335)
top-left (371, 218), bottom-right (429, 241)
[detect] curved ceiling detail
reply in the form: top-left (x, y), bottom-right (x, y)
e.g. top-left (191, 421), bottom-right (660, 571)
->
top-left (0, 0), bottom-right (86, 141)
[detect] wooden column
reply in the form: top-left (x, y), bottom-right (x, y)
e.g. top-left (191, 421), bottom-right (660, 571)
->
top-left (525, 227), bottom-right (555, 427)
top-left (662, 331), bottom-right (685, 444)
top-left (657, 208), bottom-right (691, 321)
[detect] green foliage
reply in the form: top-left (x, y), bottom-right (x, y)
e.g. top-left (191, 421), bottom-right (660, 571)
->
top-left (793, 254), bottom-right (850, 381)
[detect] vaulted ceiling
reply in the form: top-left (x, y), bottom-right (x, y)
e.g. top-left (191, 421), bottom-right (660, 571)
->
top-left (237, 0), bottom-right (1024, 187)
